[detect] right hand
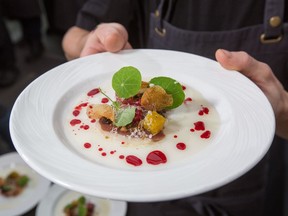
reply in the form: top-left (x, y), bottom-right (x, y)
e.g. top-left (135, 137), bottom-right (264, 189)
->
top-left (80, 23), bottom-right (132, 57)
top-left (62, 23), bottom-right (132, 60)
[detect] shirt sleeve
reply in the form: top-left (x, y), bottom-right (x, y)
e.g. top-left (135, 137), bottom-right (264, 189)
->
top-left (75, 0), bottom-right (133, 31)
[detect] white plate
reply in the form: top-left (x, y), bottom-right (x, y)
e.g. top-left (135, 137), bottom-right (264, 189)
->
top-left (10, 49), bottom-right (275, 202)
top-left (36, 184), bottom-right (127, 216)
top-left (0, 152), bottom-right (51, 216)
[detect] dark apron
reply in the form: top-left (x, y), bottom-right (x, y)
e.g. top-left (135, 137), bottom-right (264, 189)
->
top-left (128, 0), bottom-right (287, 216)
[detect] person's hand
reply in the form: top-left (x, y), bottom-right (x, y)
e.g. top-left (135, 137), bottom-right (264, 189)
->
top-left (62, 23), bottom-right (132, 60)
top-left (80, 23), bottom-right (132, 57)
top-left (215, 49), bottom-right (288, 139)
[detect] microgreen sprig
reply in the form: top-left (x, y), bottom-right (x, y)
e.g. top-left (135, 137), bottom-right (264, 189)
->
top-left (99, 88), bottom-right (135, 127)
top-left (99, 88), bottom-right (120, 110)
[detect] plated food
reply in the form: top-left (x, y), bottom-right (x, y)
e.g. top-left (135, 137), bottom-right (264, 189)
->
top-left (36, 184), bottom-right (127, 216)
top-left (65, 66), bottom-right (220, 169)
top-left (0, 152), bottom-right (51, 216)
top-left (63, 196), bottom-right (95, 216)
top-left (0, 171), bottom-right (29, 197)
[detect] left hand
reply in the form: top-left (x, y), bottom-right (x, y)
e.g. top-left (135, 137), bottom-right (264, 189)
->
top-left (215, 49), bottom-right (288, 139)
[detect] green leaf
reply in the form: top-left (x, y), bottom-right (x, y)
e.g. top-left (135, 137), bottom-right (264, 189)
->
top-left (99, 88), bottom-right (120, 110)
top-left (78, 196), bottom-right (86, 205)
top-left (1, 184), bottom-right (12, 192)
top-left (78, 203), bottom-right (87, 216)
top-left (115, 107), bottom-right (136, 127)
top-left (149, 76), bottom-right (185, 109)
top-left (112, 66), bottom-right (142, 98)
top-left (17, 175), bottom-right (29, 187)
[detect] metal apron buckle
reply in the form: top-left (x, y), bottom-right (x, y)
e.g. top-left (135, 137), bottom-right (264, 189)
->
top-left (155, 27), bottom-right (166, 37)
top-left (261, 16), bottom-right (283, 44)
top-left (260, 33), bottom-right (283, 43)
top-left (154, 9), bottom-right (166, 37)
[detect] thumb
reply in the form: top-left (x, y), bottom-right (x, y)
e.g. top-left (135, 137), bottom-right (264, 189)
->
top-left (215, 49), bottom-right (285, 114)
top-left (97, 23), bottom-right (132, 52)
top-left (80, 23), bottom-right (132, 57)
top-left (215, 49), bottom-right (269, 82)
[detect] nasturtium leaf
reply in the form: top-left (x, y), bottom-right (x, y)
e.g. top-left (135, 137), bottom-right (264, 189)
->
top-left (115, 107), bottom-right (136, 127)
top-left (112, 66), bottom-right (142, 98)
top-left (149, 76), bottom-right (185, 109)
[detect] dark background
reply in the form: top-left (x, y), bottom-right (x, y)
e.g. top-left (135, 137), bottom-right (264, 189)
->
top-left (0, 1), bottom-right (288, 216)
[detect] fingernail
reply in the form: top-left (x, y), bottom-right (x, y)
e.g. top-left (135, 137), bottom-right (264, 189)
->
top-left (220, 49), bottom-right (232, 58)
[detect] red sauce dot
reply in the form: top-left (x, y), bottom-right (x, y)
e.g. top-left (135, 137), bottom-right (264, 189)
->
top-left (119, 155), bottom-right (125, 159)
top-left (176, 142), bottom-right (186, 150)
top-left (190, 128), bottom-right (195, 132)
top-left (87, 88), bottom-right (100, 96)
top-left (126, 155), bottom-right (142, 166)
top-left (101, 152), bottom-right (107, 156)
top-left (184, 97), bottom-right (192, 103)
top-left (146, 150), bottom-right (167, 165)
top-left (75, 102), bottom-right (88, 110)
top-left (98, 148), bottom-right (103, 151)
top-left (198, 106), bottom-right (209, 115)
top-left (84, 143), bottom-right (91, 148)
top-left (203, 107), bottom-right (209, 114)
top-left (91, 119), bottom-right (96, 123)
top-left (173, 135), bottom-right (178, 138)
top-left (194, 121), bottom-right (205, 131)
top-left (110, 151), bottom-right (115, 154)
top-left (182, 85), bottom-right (186, 90)
top-left (72, 110), bottom-right (80, 117)
top-left (121, 141), bottom-right (125, 145)
top-left (101, 98), bottom-right (109, 103)
top-left (201, 130), bottom-right (211, 139)
top-left (83, 125), bottom-right (89, 130)
top-left (70, 119), bottom-right (81, 126)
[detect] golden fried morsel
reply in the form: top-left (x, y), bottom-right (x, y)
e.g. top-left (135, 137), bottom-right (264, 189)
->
top-left (143, 111), bottom-right (166, 135)
top-left (141, 85), bottom-right (173, 111)
top-left (87, 104), bottom-right (115, 122)
top-left (138, 81), bottom-right (150, 94)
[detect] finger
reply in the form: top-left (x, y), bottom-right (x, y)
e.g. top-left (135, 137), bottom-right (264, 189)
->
top-left (215, 49), bottom-right (271, 83)
top-left (215, 49), bottom-right (285, 114)
top-left (98, 23), bottom-right (130, 52)
top-left (80, 30), bottom-right (104, 57)
top-left (215, 49), bottom-right (257, 75)
top-left (80, 23), bottom-right (131, 57)
top-left (123, 42), bottom-right (133, 50)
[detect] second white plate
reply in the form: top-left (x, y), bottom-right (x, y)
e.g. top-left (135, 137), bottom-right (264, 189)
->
top-left (0, 152), bottom-right (51, 216)
top-left (36, 184), bottom-right (127, 216)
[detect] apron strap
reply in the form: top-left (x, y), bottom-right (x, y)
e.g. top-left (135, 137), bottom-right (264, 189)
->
top-left (154, 0), bottom-right (168, 37)
top-left (261, 0), bottom-right (284, 43)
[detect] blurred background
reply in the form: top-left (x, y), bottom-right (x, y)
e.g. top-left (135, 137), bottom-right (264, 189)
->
top-left (0, 0), bottom-right (86, 111)
top-left (0, 1), bottom-right (86, 215)
top-left (0, 1), bottom-right (288, 216)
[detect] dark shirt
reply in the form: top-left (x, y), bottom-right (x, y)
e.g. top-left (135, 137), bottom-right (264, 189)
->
top-left (75, 0), bottom-right (287, 47)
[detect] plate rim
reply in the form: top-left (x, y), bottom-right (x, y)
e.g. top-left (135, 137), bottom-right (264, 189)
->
top-left (10, 49), bottom-right (275, 202)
